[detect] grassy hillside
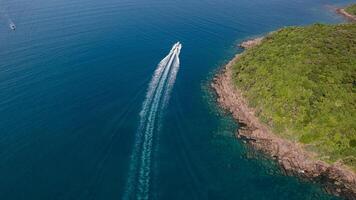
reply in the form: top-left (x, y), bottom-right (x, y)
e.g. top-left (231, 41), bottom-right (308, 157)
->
top-left (345, 4), bottom-right (356, 16)
top-left (232, 24), bottom-right (356, 169)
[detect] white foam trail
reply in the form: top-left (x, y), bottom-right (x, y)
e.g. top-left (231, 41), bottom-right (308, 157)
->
top-left (162, 45), bottom-right (181, 108)
top-left (137, 44), bottom-right (181, 199)
top-left (149, 51), bottom-right (181, 199)
top-left (136, 44), bottom-right (181, 199)
top-left (0, 10), bottom-right (15, 30)
top-left (122, 50), bottom-right (174, 200)
top-left (123, 42), bottom-right (182, 200)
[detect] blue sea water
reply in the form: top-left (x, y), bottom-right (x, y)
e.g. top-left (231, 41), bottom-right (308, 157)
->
top-left (0, 0), bottom-right (353, 199)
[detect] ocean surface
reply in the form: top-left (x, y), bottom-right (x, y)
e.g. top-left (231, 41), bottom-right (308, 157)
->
top-left (0, 0), bottom-right (353, 199)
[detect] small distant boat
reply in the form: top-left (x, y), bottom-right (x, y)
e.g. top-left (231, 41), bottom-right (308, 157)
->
top-left (9, 23), bottom-right (16, 31)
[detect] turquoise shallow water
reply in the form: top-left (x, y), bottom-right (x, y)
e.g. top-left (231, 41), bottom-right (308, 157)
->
top-left (0, 0), bottom-right (353, 199)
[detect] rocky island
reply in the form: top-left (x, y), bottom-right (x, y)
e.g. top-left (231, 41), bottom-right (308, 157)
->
top-left (212, 23), bottom-right (356, 199)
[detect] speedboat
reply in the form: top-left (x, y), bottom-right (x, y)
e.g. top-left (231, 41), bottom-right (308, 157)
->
top-left (10, 23), bottom-right (16, 30)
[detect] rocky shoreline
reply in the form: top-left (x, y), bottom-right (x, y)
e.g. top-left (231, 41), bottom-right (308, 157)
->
top-left (211, 39), bottom-right (356, 199)
top-left (239, 37), bottom-right (263, 49)
top-left (336, 8), bottom-right (356, 22)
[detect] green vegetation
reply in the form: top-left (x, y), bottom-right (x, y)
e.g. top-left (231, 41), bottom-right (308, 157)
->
top-left (232, 24), bottom-right (356, 170)
top-left (345, 4), bottom-right (356, 16)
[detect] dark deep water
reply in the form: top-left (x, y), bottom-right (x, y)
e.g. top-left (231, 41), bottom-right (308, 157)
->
top-left (0, 0), bottom-right (353, 199)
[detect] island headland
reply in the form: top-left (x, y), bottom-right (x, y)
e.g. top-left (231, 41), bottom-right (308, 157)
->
top-left (337, 4), bottom-right (356, 22)
top-left (212, 23), bottom-right (356, 199)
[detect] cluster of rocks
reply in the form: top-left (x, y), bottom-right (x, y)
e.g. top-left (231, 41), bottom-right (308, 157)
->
top-left (336, 8), bottom-right (356, 22)
top-left (239, 37), bottom-right (263, 49)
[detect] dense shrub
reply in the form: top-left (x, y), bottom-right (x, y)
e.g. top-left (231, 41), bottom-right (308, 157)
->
top-left (345, 4), bottom-right (356, 16)
top-left (233, 24), bottom-right (356, 170)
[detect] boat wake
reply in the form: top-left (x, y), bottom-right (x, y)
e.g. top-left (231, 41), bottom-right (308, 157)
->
top-left (0, 9), bottom-right (16, 30)
top-left (123, 42), bottom-right (182, 200)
